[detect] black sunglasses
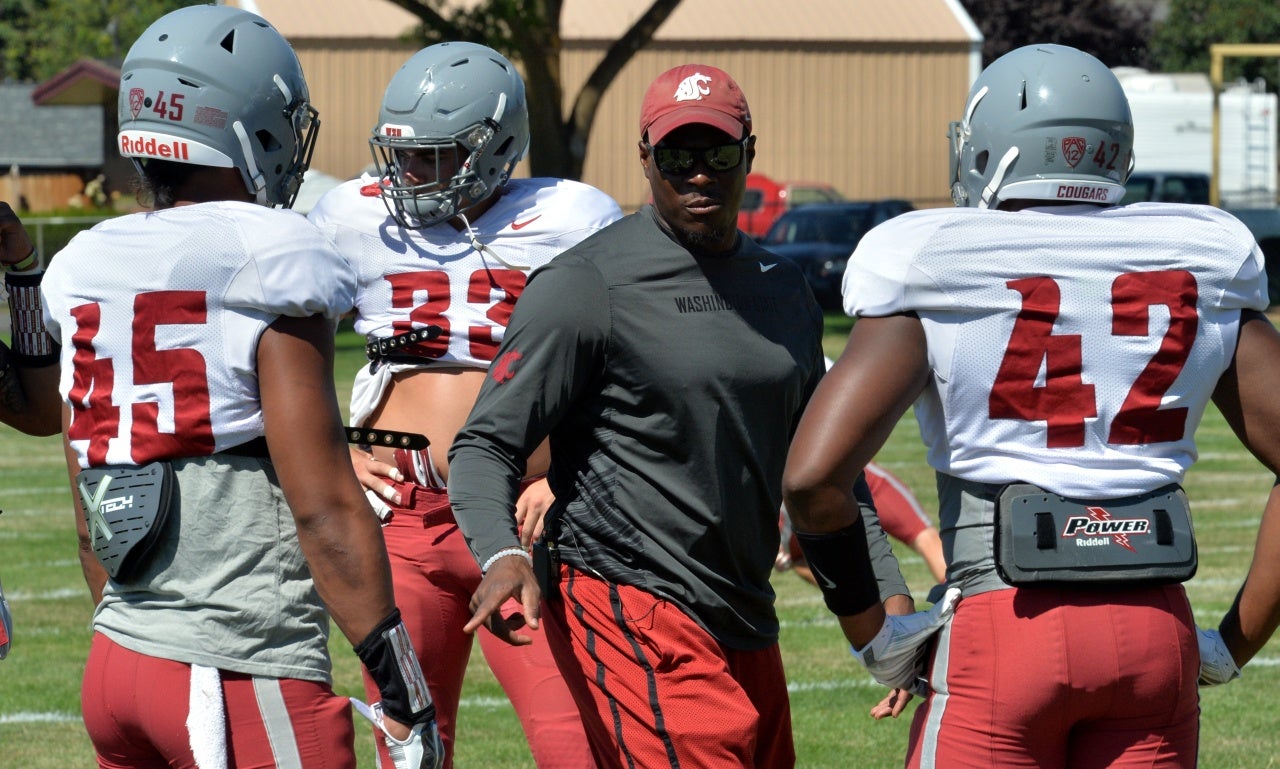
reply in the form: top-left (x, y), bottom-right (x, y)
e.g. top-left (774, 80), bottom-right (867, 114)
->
top-left (647, 139), bottom-right (747, 176)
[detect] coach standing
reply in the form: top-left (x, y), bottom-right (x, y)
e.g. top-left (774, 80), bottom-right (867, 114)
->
top-left (448, 64), bottom-right (820, 768)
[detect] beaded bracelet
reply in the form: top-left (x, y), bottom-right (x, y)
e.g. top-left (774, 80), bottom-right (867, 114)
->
top-left (481, 547), bottom-right (533, 574)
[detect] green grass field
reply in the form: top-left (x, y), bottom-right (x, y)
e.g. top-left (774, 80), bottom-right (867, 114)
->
top-left (2, 317), bottom-right (1279, 767)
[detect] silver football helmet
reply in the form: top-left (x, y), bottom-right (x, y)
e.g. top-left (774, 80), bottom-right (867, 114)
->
top-left (117, 4), bottom-right (318, 208)
top-left (370, 42), bottom-right (530, 228)
top-left (949, 44), bottom-right (1134, 209)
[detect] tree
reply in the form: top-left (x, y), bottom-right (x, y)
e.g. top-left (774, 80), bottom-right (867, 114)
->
top-left (1151, 0), bottom-right (1280, 92)
top-left (383, 0), bottom-right (683, 180)
top-left (0, 0), bottom-right (192, 82)
top-left (958, 0), bottom-right (1154, 68)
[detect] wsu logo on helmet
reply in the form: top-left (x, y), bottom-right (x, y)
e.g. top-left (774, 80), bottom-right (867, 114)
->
top-left (673, 73), bottom-right (713, 102)
top-left (1061, 137), bottom-right (1087, 168)
top-left (129, 88), bottom-right (145, 119)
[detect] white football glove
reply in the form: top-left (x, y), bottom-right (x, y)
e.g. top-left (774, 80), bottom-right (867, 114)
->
top-left (851, 586), bottom-right (960, 690)
top-left (351, 697), bottom-right (445, 769)
top-left (1196, 626), bottom-right (1241, 686)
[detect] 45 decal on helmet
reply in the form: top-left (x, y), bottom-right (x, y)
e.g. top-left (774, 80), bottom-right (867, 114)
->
top-left (116, 5), bottom-right (319, 209)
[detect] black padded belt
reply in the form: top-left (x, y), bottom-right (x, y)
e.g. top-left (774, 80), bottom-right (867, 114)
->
top-left (994, 482), bottom-right (1197, 587)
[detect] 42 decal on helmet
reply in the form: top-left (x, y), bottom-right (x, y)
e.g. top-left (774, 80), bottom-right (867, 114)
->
top-left (1060, 137), bottom-right (1127, 173)
top-left (129, 88), bottom-right (185, 121)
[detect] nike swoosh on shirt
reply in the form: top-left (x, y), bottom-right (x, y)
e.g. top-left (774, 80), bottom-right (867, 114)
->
top-left (759, 262), bottom-right (778, 272)
top-left (511, 215), bottom-right (542, 230)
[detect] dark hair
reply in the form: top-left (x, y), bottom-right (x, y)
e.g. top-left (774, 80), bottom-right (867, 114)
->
top-left (131, 159), bottom-right (197, 210)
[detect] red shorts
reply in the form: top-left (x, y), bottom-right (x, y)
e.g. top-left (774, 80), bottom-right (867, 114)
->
top-left (365, 481), bottom-right (592, 769)
top-left (82, 633), bottom-right (354, 769)
top-left (542, 564), bottom-right (795, 769)
top-left (908, 584), bottom-right (1199, 769)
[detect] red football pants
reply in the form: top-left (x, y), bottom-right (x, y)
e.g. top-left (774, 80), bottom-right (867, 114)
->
top-left (363, 481), bottom-right (593, 769)
top-left (82, 633), bottom-right (355, 769)
top-left (542, 564), bottom-right (795, 769)
top-left (907, 584), bottom-right (1199, 769)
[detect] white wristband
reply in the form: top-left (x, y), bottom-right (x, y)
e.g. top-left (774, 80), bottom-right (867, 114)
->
top-left (481, 547), bottom-right (532, 574)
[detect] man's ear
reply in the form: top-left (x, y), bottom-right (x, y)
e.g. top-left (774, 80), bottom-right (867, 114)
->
top-left (745, 134), bottom-right (756, 174)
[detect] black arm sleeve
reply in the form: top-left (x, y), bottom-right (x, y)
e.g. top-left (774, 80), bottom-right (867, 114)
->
top-left (447, 258), bottom-right (610, 567)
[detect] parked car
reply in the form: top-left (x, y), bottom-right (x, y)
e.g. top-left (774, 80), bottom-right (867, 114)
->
top-left (738, 173), bottom-right (843, 239)
top-left (760, 199), bottom-right (915, 309)
top-left (1120, 171), bottom-right (1211, 205)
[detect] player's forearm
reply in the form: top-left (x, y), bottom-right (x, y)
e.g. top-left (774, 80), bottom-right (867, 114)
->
top-left (838, 604), bottom-right (888, 649)
top-left (1220, 480), bottom-right (1280, 666)
top-left (292, 507), bottom-right (397, 644)
top-left (15, 363), bottom-right (61, 436)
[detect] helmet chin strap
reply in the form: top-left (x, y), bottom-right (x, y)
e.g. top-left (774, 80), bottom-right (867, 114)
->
top-left (979, 146), bottom-right (1020, 210)
top-left (232, 121), bottom-right (270, 206)
top-left (455, 212), bottom-right (531, 272)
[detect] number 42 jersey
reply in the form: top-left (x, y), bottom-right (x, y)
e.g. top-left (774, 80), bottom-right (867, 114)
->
top-left (42, 202), bottom-right (356, 469)
top-left (842, 202), bottom-right (1269, 498)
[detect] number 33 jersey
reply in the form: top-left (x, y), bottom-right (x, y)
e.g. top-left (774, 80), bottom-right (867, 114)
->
top-left (42, 202), bottom-right (356, 469)
top-left (307, 176), bottom-right (622, 425)
top-left (842, 202), bottom-right (1269, 498)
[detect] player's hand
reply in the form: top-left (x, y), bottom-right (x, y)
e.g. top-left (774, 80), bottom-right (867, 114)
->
top-left (1, 573), bottom-right (13, 660)
top-left (868, 687), bottom-right (916, 720)
top-left (1197, 626), bottom-right (1242, 686)
top-left (0, 202), bottom-right (36, 269)
top-left (464, 553), bottom-right (540, 646)
top-left (852, 587), bottom-right (960, 690)
top-left (350, 445), bottom-right (403, 517)
top-left (515, 478), bottom-right (554, 547)
top-left (351, 698), bottom-right (445, 769)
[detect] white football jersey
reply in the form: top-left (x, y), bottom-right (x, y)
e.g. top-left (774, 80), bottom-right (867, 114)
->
top-left (43, 202), bottom-right (356, 468)
top-left (843, 202), bottom-right (1268, 497)
top-left (308, 176), bottom-right (622, 424)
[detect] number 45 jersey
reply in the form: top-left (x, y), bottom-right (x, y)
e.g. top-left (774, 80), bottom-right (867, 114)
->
top-left (842, 202), bottom-right (1269, 498)
top-left (42, 202), bottom-right (356, 469)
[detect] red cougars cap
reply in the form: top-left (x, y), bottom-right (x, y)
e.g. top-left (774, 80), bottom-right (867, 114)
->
top-left (639, 64), bottom-right (751, 144)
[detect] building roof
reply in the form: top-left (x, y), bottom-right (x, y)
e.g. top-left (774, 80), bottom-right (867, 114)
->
top-left (238, 0), bottom-right (978, 44)
top-left (564, 0), bottom-right (975, 43)
top-left (32, 58), bottom-right (121, 106)
top-left (0, 84), bottom-right (104, 167)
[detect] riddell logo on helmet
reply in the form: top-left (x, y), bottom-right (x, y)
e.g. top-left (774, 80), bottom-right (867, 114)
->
top-left (119, 134), bottom-right (191, 161)
top-left (1057, 184), bottom-right (1110, 201)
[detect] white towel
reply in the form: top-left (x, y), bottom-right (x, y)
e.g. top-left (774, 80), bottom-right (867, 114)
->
top-left (187, 664), bottom-right (227, 769)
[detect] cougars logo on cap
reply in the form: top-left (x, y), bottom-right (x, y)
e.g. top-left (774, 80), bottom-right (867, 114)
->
top-left (673, 73), bottom-right (713, 102)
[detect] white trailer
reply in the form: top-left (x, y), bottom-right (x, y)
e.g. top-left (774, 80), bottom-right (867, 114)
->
top-left (1114, 68), bottom-right (1277, 208)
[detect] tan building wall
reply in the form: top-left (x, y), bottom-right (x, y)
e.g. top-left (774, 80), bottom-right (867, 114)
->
top-left (291, 40), bottom-right (419, 180)
top-left (243, 0), bottom-right (980, 210)
top-left (563, 43), bottom-right (971, 211)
